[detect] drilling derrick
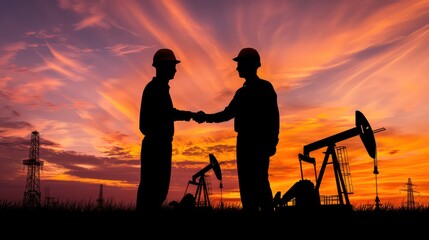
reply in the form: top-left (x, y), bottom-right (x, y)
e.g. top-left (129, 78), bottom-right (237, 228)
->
top-left (22, 130), bottom-right (43, 208)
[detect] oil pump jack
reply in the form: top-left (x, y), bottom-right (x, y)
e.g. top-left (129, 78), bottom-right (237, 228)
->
top-left (279, 110), bottom-right (384, 209)
top-left (182, 153), bottom-right (223, 208)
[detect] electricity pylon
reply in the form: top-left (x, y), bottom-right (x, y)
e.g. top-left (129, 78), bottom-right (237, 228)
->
top-left (400, 177), bottom-right (419, 210)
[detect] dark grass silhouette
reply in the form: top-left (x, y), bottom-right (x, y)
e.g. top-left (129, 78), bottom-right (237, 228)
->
top-left (2, 200), bottom-right (428, 237)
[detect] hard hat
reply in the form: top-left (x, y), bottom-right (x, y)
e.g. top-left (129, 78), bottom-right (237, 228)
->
top-left (152, 48), bottom-right (181, 67)
top-left (233, 47), bottom-right (261, 66)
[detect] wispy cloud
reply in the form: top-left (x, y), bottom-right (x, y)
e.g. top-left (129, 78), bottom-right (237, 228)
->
top-left (0, 42), bottom-right (26, 65)
top-left (105, 44), bottom-right (151, 56)
top-left (32, 41), bottom-right (89, 81)
top-left (58, 0), bottom-right (110, 30)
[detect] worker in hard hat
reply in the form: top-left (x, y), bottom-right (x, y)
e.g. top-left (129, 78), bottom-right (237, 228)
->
top-left (194, 48), bottom-right (280, 214)
top-left (137, 48), bottom-right (198, 213)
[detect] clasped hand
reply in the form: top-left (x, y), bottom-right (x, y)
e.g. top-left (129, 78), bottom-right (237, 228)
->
top-left (192, 111), bottom-right (206, 123)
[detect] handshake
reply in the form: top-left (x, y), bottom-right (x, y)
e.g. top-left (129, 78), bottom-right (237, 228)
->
top-left (191, 111), bottom-right (208, 124)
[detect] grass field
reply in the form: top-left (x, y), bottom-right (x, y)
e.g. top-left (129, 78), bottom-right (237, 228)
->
top-left (2, 200), bottom-right (428, 237)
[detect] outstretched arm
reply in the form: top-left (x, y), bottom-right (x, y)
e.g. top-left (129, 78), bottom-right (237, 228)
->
top-left (173, 109), bottom-right (196, 121)
top-left (192, 93), bottom-right (237, 124)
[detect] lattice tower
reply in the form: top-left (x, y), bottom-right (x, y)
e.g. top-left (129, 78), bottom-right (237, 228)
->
top-left (400, 177), bottom-right (419, 209)
top-left (22, 131), bottom-right (43, 208)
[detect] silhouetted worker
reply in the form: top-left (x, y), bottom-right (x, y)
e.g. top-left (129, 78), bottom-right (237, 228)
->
top-left (194, 48), bottom-right (280, 214)
top-left (137, 48), bottom-right (197, 213)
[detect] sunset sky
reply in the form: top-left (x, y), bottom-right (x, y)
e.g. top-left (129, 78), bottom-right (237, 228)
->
top-left (1, 0), bottom-right (429, 209)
